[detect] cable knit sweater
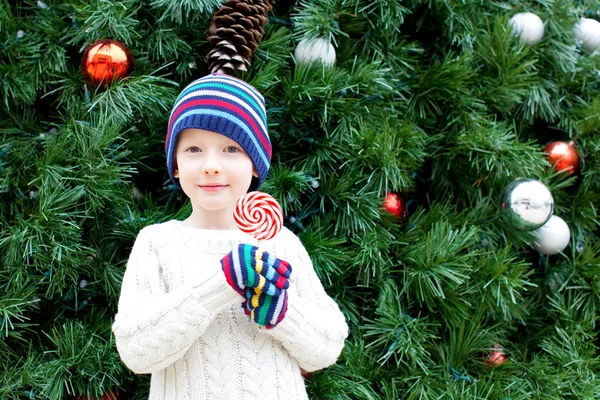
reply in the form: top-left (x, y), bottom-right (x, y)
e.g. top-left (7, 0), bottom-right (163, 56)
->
top-left (112, 220), bottom-right (349, 400)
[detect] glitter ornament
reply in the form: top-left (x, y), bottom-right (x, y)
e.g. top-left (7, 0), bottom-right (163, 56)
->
top-left (81, 39), bottom-right (134, 88)
top-left (294, 37), bottom-right (336, 68)
top-left (573, 18), bottom-right (600, 53)
top-left (501, 178), bottom-right (553, 231)
top-left (383, 192), bottom-right (407, 220)
top-left (234, 192), bottom-right (283, 240)
top-left (509, 12), bottom-right (545, 45)
top-left (532, 215), bottom-right (570, 255)
top-left (544, 141), bottom-right (579, 174)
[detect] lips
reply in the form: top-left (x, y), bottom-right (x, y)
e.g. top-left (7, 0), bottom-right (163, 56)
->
top-left (199, 184), bottom-right (228, 192)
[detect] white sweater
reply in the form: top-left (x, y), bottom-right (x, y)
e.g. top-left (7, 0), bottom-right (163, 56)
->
top-left (112, 220), bottom-right (348, 400)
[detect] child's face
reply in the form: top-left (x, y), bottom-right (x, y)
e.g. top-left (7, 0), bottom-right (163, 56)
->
top-left (175, 128), bottom-right (257, 212)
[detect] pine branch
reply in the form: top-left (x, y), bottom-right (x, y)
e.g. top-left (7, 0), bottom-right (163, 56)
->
top-left (398, 219), bottom-right (480, 309)
top-left (363, 280), bottom-right (438, 371)
top-left (292, 0), bottom-right (348, 45)
top-left (149, 0), bottom-right (221, 24)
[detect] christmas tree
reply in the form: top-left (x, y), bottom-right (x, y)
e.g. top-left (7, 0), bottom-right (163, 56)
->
top-left (2, 0), bottom-right (600, 398)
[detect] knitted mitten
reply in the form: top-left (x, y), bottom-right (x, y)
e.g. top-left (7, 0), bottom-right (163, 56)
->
top-left (244, 287), bottom-right (288, 329)
top-left (221, 244), bottom-right (292, 296)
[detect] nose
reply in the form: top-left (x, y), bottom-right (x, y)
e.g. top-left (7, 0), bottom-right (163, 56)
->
top-left (202, 153), bottom-right (221, 175)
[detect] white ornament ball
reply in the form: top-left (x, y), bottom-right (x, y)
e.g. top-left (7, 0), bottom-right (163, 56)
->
top-left (509, 12), bottom-right (545, 45)
top-left (573, 18), bottom-right (600, 53)
top-left (532, 215), bottom-right (571, 255)
top-left (294, 37), bottom-right (336, 68)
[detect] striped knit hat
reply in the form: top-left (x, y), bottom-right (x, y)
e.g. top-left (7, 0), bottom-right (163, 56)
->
top-left (165, 74), bottom-right (271, 191)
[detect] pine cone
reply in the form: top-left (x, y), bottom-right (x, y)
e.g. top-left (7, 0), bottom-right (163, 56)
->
top-left (207, 0), bottom-right (273, 75)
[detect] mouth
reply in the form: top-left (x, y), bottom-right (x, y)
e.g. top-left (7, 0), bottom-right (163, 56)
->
top-left (199, 184), bottom-right (228, 192)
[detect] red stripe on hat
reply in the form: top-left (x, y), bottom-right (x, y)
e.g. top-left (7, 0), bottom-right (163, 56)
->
top-left (166, 98), bottom-right (271, 157)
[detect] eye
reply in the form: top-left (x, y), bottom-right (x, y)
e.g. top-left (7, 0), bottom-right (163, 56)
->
top-left (225, 146), bottom-right (241, 153)
top-left (187, 146), bottom-right (201, 153)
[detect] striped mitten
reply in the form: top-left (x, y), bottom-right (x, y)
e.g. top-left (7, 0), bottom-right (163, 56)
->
top-left (244, 287), bottom-right (289, 329)
top-left (221, 244), bottom-right (292, 296)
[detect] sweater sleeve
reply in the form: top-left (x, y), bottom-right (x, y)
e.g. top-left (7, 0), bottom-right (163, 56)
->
top-left (261, 233), bottom-right (349, 372)
top-left (112, 227), bottom-right (241, 374)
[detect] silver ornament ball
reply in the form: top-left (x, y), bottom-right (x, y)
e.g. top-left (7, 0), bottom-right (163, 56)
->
top-left (501, 178), bottom-right (554, 230)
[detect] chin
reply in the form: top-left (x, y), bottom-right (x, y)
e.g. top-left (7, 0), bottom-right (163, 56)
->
top-left (196, 199), bottom-right (235, 211)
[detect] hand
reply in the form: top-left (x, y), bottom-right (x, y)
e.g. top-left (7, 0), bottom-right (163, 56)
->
top-left (221, 244), bottom-right (292, 296)
top-left (243, 287), bottom-right (288, 329)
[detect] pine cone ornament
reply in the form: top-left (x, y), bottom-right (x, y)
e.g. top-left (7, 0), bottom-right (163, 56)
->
top-left (207, 0), bottom-right (273, 75)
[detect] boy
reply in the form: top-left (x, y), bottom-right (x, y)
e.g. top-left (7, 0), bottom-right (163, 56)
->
top-left (112, 74), bottom-right (349, 399)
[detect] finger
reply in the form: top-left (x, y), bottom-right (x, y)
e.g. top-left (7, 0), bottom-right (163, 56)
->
top-left (273, 258), bottom-right (292, 278)
top-left (260, 263), bottom-right (290, 290)
top-left (260, 252), bottom-right (292, 279)
top-left (247, 289), bottom-right (269, 310)
top-left (250, 249), bottom-right (287, 292)
top-left (250, 275), bottom-right (282, 296)
top-left (248, 289), bottom-right (264, 309)
top-left (254, 251), bottom-right (290, 290)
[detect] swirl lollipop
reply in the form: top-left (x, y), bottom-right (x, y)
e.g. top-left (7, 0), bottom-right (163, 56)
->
top-left (234, 192), bottom-right (283, 240)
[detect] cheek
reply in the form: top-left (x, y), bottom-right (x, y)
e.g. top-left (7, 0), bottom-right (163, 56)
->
top-left (244, 160), bottom-right (255, 180)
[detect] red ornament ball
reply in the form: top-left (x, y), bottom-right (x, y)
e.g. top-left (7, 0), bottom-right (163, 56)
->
top-left (485, 345), bottom-right (506, 367)
top-left (544, 141), bottom-right (579, 174)
top-left (383, 192), bottom-right (407, 220)
top-left (301, 368), bottom-right (313, 379)
top-left (81, 39), bottom-right (134, 88)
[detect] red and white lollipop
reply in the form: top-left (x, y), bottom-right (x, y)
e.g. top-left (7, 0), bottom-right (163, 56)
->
top-left (234, 192), bottom-right (283, 240)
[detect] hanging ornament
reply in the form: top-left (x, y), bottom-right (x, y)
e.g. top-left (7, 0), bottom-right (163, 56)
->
top-left (383, 192), bottom-right (407, 220)
top-left (509, 12), bottom-right (545, 45)
top-left (485, 345), bottom-right (506, 367)
top-left (500, 178), bottom-right (553, 231)
top-left (81, 39), bottom-right (134, 88)
top-left (573, 18), bottom-right (600, 53)
top-left (532, 215), bottom-right (570, 255)
top-left (294, 37), bottom-right (336, 68)
top-left (544, 141), bottom-right (579, 174)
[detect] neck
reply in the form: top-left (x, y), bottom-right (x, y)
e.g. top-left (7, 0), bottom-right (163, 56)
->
top-left (184, 206), bottom-right (237, 230)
